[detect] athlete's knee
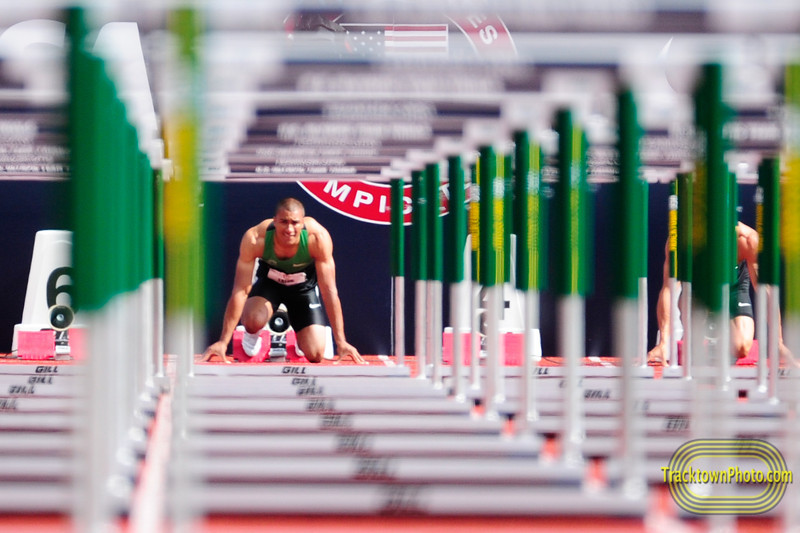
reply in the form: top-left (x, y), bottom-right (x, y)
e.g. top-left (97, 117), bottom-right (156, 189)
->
top-left (242, 314), bottom-right (266, 334)
top-left (299, 339), bottom-right (325, 363)
top-left (304, 350), bottom-right (324, 363)
top-left (242, 300), bottom-right (270, 333)
top-left (296, 325), bottom-right (326, 363)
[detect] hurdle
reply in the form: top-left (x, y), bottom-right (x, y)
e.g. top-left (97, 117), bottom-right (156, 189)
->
top-left (612, 87), bottom-right (647, 497)
top-left (390, 176), bottom-right (406, 368)
top-left (65, 7), bottom-right (167, 530)
top-left (511, 128), bottom-right (544, 435)
top-left (410, 166), bottom-right (429, 380)
top-left (477, 142), bottom-right (508, 418)
top-left (425, 159), bottom-right (445, 388)
top-left (444, 146), bottom-right (469, 402)
top-left (667, 179), bottom-right (680, 370)
top-left (552, 108), bottom-right (590, 466)
top-left (755, 157), bottom-right (781, 401)
top-left (677, 170), bottom-right (694, 379)
top-left (782, 59), bottom-right (800, 532)
top-left (688, 63), bottom-right (737, 531)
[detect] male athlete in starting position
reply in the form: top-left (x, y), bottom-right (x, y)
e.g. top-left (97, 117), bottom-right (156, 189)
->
top-left (648, 221), bottom-right (794, 365)
top-left (203, 198), bottom-right (365, 364)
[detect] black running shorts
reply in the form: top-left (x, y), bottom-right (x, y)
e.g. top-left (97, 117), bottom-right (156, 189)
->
top-left (248, 276), bottom-right (327, 332)
top-left (730, 260), bottom-right (754, 319)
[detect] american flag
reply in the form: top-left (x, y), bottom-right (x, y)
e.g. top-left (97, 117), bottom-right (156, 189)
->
top-left (341, 23), bottom-right (449, 57)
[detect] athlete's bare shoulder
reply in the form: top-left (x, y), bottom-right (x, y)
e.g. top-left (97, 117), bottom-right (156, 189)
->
top-left (240, 219), bottom-right (272, 259)
top-left (302, 216), bottom-right (328, 236)
top-left (303, 217), bottom-right (332, 257)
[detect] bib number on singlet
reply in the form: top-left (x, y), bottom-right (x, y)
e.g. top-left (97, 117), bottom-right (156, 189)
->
top-left (267, 268), bottom-right (307, 286)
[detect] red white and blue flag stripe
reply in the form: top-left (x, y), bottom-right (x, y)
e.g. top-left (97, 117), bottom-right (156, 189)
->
top-left (341, 23), bottom-right (449, 56)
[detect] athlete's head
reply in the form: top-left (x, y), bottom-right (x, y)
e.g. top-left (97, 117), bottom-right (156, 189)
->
top-left (273, 198), bottom-right (305, 246)
top-left (275, 197), bottom-right (305, 217)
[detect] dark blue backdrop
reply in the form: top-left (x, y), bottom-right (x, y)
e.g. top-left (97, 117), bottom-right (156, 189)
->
top-left (0, 179), bottom-right (758, 357)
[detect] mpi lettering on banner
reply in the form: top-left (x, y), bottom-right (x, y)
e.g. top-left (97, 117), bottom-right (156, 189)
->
top-left (12, 230), bottom-right (84, 360)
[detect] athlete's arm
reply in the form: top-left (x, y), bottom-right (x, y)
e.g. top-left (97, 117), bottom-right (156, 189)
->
top-left (202, 223), bottom-right (266, 362)
top-left (736, 221), bottom-right (759, 288)
top-left (307, 218), bottom-right (365, 364)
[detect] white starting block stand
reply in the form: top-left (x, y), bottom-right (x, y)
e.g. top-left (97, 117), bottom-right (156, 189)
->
top-left (443, 280), bottom-right (540, 366)
top-left (12, 230), bottom-right (84, 360)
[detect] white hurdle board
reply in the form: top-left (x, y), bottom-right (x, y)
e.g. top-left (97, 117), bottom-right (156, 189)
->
top-left (193, 361), bottom-right (411, 377)
top-left (182, 432), bottom-right (541, 458)
top-left (187, 375), bottom-right (450, 399)
top-left (181, 483), bottom-right (648, 516)
top-left (187, 412), bottom-right (505, 434)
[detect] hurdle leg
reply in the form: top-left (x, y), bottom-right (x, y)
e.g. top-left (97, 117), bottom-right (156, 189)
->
top-left (430, 280), bottom-right (444, 389)
top-left (681, 282), bottom-right (693, 379)
top-left (393, 275), bottom-right (405, 367)
top-left (718, 288), bottom-right (732, 390)
top-left (667, 277), bottom-right (679, 369)
top-left (701, 291), bottom-right (737, 532)
top-left (390, 177), bottom-right (406, 367)
top-left (559, 294), bottom-right (584, 466)
top-left (767, 286), bottom-right (780, 403)
top-left (516, 289), bottom-right (540, 436)
top-left (470, 281), bottom-right (482, 393)
top-left (783, 317), bottom-right (800, 531)
top-left (415, 280), bottom-right (428, 379)
top-left (450, 280), bottom-right (467, 401)
top-left (169, 314), bottom-right (201, 533)
top-left (615, 298), bottom-right (645, 498)
top-left (755, 284), bottom-right (768, 396)
top-left (637, 277), bottom-right (649, 370)
top-left (483, 284), bottom-right (504, 419)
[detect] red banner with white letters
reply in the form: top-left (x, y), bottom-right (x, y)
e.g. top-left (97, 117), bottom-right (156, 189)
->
top-left (447, 14), bottom-right (517, 57)
top-left (298, 180), bottom-right (413, 225)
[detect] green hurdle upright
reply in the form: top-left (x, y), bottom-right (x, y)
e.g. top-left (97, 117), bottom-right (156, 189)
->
top-left (164, 7), bottom-right (206, 531)
top-left (690, 62), bottom-right (737, 533)
top-left (781, 56), bottom-right (800, 533)
top-left (691, 63), bottom-right (734, 390)
top-left (411, 168), bottom-right (429, 379)
top-left (755, 158), bottom-right (780, 400)
top-left (468, 157), bottom-right (482, 391)
top-left (553, 108), bottom-right (591, 466)
top-left (426, 161), bottom-right (445, 387)
top-left (677, 171), bottom-right (693, 378)
top-left (666, 179), bottom-right (679, 371)
top-left (446, 154), bottom-right (469, 400)
top-left (68, 6), bottom-right (162, 530)
top-left (512, 129), bottom-right (545, 436)
top-left (390, 178), bottom-right (406, 367)
top-left (786, 62), bottom-right (800, 357)
top-left (478, 144), bottom-right (506, 418)
top-left (613, 88), bottom-right (647, 497)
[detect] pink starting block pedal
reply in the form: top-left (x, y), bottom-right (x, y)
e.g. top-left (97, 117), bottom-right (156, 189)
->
top-left (232, 328), bottom-right (305, 363)
top-left (16, 328), bottom-right (85, 360)
top-left (442, 329), bottom-right (525, 366)
top-left (675, 339), bottom-right (759, 365)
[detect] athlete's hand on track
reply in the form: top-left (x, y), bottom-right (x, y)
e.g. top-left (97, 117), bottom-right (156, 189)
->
top-left (335, 341), bottom-right (367, 365)
top-left (202, 341), bottom-right (233, 364)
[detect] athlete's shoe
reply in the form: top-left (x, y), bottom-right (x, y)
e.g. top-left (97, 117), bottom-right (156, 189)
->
top-left (242, 331), bottom-right (262, 357)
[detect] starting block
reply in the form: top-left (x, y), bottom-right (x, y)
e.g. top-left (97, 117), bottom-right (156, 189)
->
top-left (12, 229), bottom-right (82, 360)
top-left (674, 339), bottom-right (759, 366)
top-left (16, 327), bottom-right (85, 360)
top-left (233, 327), bottom-right (298, 363)
top-left (442, 328), bottom-right (539, 366)
top-left (231, 326), bottom-right (334, 363)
